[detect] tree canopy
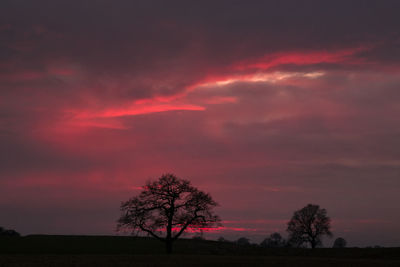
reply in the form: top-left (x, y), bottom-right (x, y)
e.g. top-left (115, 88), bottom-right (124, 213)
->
top-left (236, 237), bottom-right (251, 246)
top-left (333, 237), bottom-right (347, 248)
top-left (0, 227), bottom-right (20, 237)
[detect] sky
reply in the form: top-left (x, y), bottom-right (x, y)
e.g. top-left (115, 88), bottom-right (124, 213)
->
top-left (1, 0), bottom-right (400, 247)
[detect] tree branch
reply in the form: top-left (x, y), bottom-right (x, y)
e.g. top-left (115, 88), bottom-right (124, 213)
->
top-left (172, 217), bottom-right (197, 241)
top-left (139, 226), bottom-right (164, 242)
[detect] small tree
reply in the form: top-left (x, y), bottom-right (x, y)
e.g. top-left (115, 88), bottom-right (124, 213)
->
top-left (236, 237), bottom-right (250, 246)
top-left (217, 236), bottom-right (228, 242)
top-left (0, 227), bottom-right (20, 237)
top-left (117, 173), bottom-right (220, 253)
top-left (333, 237), bottom-right (347, 248)
top-left (287, 204), bottom-right (332, 249)
top-left (192, 235), bottom-right (205, 240)
top-left (260, 232), bottom-right (286, 248)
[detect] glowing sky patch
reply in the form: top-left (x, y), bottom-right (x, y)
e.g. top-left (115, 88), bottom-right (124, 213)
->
top-left (233, 47), bottom-right (371, 71)
top-left (74, 104), bottom-right (205, 119)
top-left (195, 71), bottom-right (326, 88)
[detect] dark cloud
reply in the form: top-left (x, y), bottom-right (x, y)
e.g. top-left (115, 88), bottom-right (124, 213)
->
top-left (1, 0), bottom-right (399, 106)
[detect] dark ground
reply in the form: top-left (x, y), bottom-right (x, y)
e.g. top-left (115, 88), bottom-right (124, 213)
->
top-left (1, 235), bottom-right (399, 266)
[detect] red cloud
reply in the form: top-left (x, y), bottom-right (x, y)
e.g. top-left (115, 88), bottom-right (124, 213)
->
top-left (75, 104), bottom-right (205, 119)
top-left (233, 46), bottom-right (371, 71)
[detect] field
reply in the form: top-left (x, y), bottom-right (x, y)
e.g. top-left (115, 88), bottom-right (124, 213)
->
top-left (1, 235), bottom-right (400, 266)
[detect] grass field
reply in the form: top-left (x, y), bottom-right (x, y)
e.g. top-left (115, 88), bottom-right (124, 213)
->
top-left (2, 254), bottom-right (400, 267)
top-left (1, 235), bottom-right (399, 266)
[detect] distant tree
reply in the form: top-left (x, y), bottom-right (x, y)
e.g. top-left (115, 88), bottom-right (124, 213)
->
top-left (217, 236), bottom-right (228, 242)
top-left (286, 237), bottom-right (300, 247)
top-left (333, 237), bottom-right (347, 248)
top-left (260, 232), bottom-right (286, 248)
top-left (192, 234), bottom-right (205, 240)
top-left (286, 234), bottom-right (306, 248)
top-left (0, 227), bottom-right (20, 237)
top-left (287, 204), bottom-right (332, 249)
top-left (117, 174), bottom-right (220, 254)
top-left (236, 237), bottom-right (251, 246)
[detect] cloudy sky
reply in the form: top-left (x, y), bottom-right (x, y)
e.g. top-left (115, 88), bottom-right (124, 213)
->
top-left (1, 0), bottom-right (400, 247)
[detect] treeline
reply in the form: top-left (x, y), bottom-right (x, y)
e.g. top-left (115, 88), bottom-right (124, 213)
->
top-left (214, 203), bottom-right (346, 249)
top-left (216, 233), bottom-right (347, 248)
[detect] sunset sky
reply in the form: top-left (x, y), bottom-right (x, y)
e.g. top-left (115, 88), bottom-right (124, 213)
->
top-left (1, 0), bottom-right (400, 247)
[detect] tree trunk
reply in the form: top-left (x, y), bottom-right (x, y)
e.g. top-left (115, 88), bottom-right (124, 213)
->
top-left (165, 201), bottom-right (176, 254)
top-left (166, 239), bottom-right (173, 254)
top-left (166, 219), bottom-right (173, 254)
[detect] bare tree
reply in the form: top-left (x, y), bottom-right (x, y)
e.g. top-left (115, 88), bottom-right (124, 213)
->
top-left (287, 204), bottom-right (332, 249)
top-left (333, 237), bottom-right (347, 248)
top-left (117, 173), bottom-right (220, 253)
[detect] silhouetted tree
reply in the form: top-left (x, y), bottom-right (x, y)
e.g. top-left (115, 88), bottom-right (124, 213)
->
top-left (286, 234), bottom-right (306, 248)
top-left (287, 204), bottom-right (332, 249)
top-left (192, 234), bottom-right (205, 240)
top-left (260, 232), bottom-right (286, 248)
top-left (236, 237), bottom-right (250, 246)
top-left (117, 173), bottom-right (220, 254)
top-left (333, 237), bottom-right (347, 248)
top-left (218, 236), bottom-right (228, 242)
top-left (0, 227), bottom-right (20, 237)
